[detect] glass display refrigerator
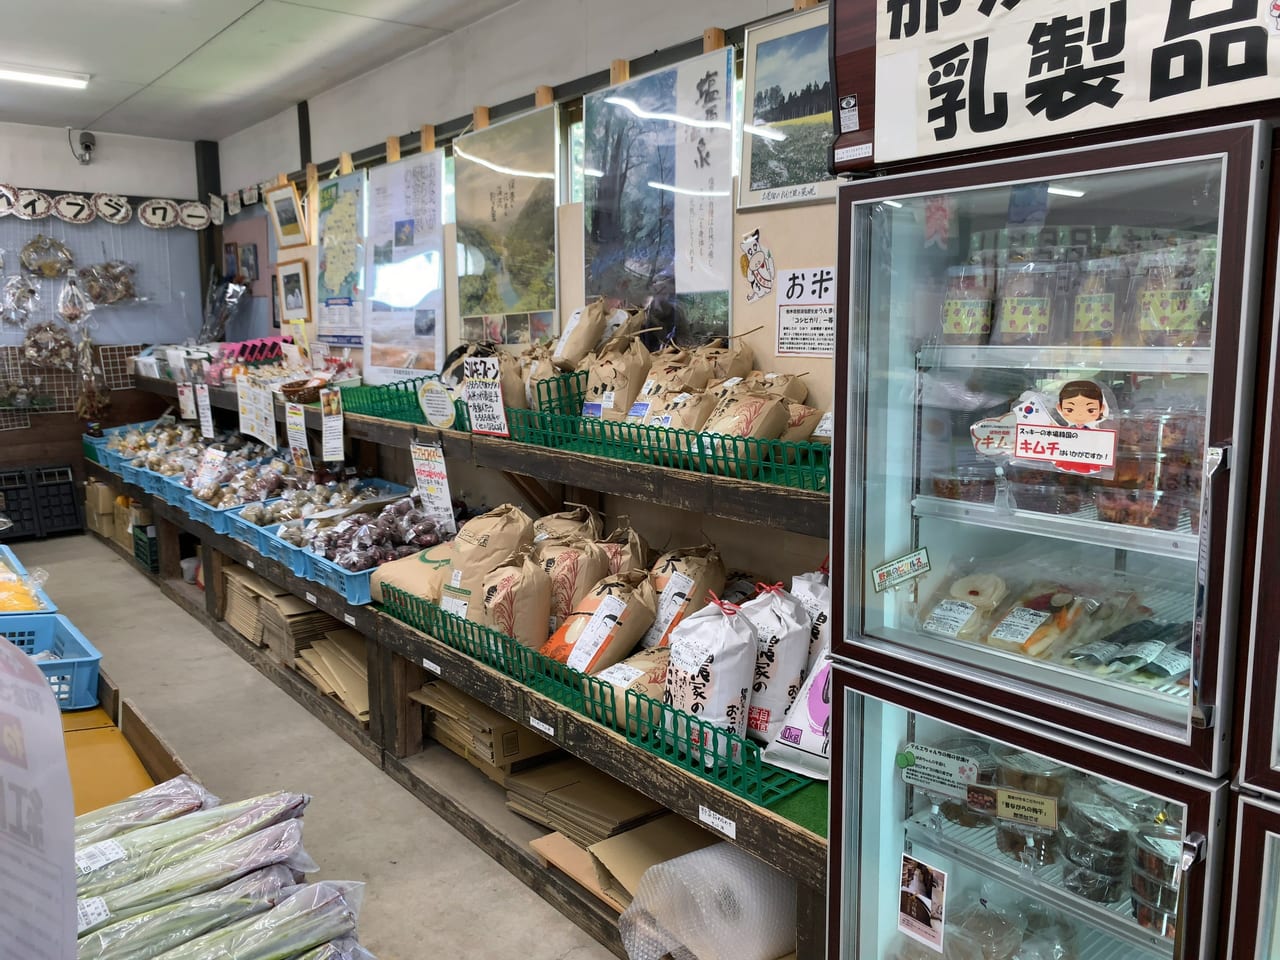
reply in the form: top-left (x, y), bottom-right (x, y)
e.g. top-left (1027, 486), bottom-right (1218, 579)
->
top-left (828, 121), bottom-right (1272, 957)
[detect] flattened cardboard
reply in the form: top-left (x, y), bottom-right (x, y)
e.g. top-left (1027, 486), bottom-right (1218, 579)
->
top-left (530, 832), bottom-right (626, 914)
top-left (587, 813), bottom-right (717, 906)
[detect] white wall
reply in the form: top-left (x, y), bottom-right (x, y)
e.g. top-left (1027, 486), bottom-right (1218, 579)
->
top-left (0, 121), bottom-right (196, 198)
top-left (218, 107), bottom-right (300, 193)
top-left (219, 0), bottom-right (796, 173)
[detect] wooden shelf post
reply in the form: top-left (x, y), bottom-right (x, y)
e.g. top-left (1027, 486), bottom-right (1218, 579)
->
top-left (535, 85), bottom-right (555, 108)
top-left (610, 59), bottom-right (630, 85)
top-left (703, 27), bottom-right (726, 52)
top-left (472, 106), bottom-right (490, 130)
top-left (338, 152), bottom-right (354, 175)
top-left (385, 135), bottom-right (401, 163)
top-left (420, 124), bottom-right (435, 153)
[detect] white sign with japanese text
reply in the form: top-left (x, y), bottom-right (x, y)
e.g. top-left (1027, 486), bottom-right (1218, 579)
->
top-left (876, 1), bottom-right (1280, 162)
top-left (1014, 423), bottom-right (1117, 469)
top-left (410, 442), bottom-right (457, 535)
top-left (776, 266), bottom-right (837, 356)
top-left (463, 357), bottom-right (510, 437)
top-left (673, 48), bottom-right (734, 294)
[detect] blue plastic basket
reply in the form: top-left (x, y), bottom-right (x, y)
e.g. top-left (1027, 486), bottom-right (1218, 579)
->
top-left (135, 467), bottom-right (171, 497)
top-left (119, 458), bottom-right (149, 489)
top-left (0, 614), bottom-right (100, 710)
top-left (98, 420), bottom-right (160, 474)
top-left (304, 553), bottom-right (372, 605)
top-left (0, 545), bottom-right (29, 577)
top-left (159, 474), bottom-right (192, 505)
top-left (261, 525), bottom-right (309, 577)
top-left (0, 546), bottom-right (57, 615)
top-left (225, 501), bottom-right (281, 553)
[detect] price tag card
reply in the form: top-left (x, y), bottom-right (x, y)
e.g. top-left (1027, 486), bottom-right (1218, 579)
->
top-left (462, 357), bottom-right (509, 437)
top-left (176, 383), bottom-right (197, 420)
top-left (285, 402), bottom-right (313, 471)
top-left (319, 387), bottom-right (344, 462)
top-left (410, 442), bottom-right (456, 535)
top-left (195, 383), bottom-right (215, 438)
top-left (235, 376), bottom-right (277, 447)
top-left (194, 449), bottom-right (227, 488)
top-left (895, 741), bottom-right (977, 801)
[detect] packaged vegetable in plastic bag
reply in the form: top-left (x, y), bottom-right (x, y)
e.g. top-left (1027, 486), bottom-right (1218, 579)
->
top-left (148, 880), bottom-right (363, 960)
top-left (77, 864), bottom-right (295, 960)
top-left (58, 275), bottom-right (94, 325)
top-left (77, 818), bottom-right (316, 937)
top-left (540, 570), bottom-right (657, 673)
top-left (738, 583), bottom-right (811, 744)
top-left (761, 641), bottom-right (832, 780)
top-left (640, 545), bottom-right (726, 649)
top-left (664, 597), bottom-right (757, 765)
top-left (288, 937), bottom-right (380, 960)
top-left (75, 775), bottom-right (220, 848)
top-left (478, 552), bottom-right (552, 649)
top-left (533, 536), bottom-right (611, 632)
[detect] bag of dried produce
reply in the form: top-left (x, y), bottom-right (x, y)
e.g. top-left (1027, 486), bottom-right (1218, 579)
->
top-left (532, 536), bottom-right (612, 632)
top-left (597, 521), bottom-right (648, 575)
top-left (540, 570), bottom-right (657, 673)
top-left (583, 335), bottom-right (652, 420)
top-left (640, 545), bottom-right (726, 649)
top-left (534, 505), bottom-right (602, 543)
top-left (553, 300), bottom-right (612, 370)
top-left (738, 584), bottom-right (811, 743)
top-left (478, 552), bottom-right (553, 649)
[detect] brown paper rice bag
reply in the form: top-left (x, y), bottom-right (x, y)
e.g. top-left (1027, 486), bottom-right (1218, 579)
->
top-left (694, 338), bottom-right (754, 380)
top-left (553, 300), bottom-right (611, 370)
top-left (533, 536), bottom-right (612, 631)
top-left (640, 545), bottom-right (726, 649)
top-left (704, 375), bottom-right (752, 407)
top-left (781, 402), bottom-right (822, 444)
top-left (592, 645), bottom-right (670, 711)
top-left (539, 570), bottom-right (657, 673)
top-left (534, 506), bottom-right (602, 543)
top-left (440, 504), bottom-right (536, 619)
top-left (523, 346), bottom-right (561, 409)
top-left (370, 541), bottom-right (454, 604)
top-left (702, 390), bottom-right (789, 441)
top-left (743, 371), bottom-right (809, 404)
top-left (479, 553), bottom-right (552, 649)
top-left (642, 390), bottom-right (717, 431)
top-left (498, 351), bottom-right (528, 410)
top-left (598, 522), bottom-right (649, 575)
top-left (583, 336), bottom-right (652, 420)
top-left (599, 304), bottom-right (647, 346)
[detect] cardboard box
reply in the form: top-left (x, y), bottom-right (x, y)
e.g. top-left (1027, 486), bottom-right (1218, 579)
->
top-left (87, 510), bottom-right (115, 539)
top-left (112, 502), bottom-right (133, 550)
top-left (259, 593), bottom-right (343, 666)
top-left (587, 814), bottom-right (717, 907)
top-left (129, 505), bottom-right (153, 528)
top-left (411, 681), bottom-right (557, 769)
top-left (84, 479), bottom-right (115, 516)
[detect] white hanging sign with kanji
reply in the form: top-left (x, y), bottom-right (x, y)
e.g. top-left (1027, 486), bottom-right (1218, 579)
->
top-left (776, 266), bottom-right (836, 357)
top-left (875, 1), bottom-right (1280, 162)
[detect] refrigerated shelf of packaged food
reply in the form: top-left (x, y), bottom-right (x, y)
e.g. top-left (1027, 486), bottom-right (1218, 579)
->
top-left (912, 494), bottom-right (1200, 561)
top-left (917, 345), bottom-right (1213, 374)
top-left (903, 816), bottom-right (1172, 956)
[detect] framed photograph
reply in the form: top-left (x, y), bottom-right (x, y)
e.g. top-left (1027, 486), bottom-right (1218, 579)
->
top-left (264, 182), bottom-right (309, 248)
top-left (237, 243), bottom-right (259, 282)
top-left (271, 274), bottom-right (281, 328)
top-left (738, 5), bottom-right (838, 209)
top-left (223, 242), bottom-right (239, 278)
top-left (276, 259), bottom-right (310, 322)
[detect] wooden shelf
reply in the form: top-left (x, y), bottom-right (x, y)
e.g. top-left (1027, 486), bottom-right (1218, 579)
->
top-left (90, 458), bottom-right (829, 960)
top-left (133, 376), bottom-right (830, 539)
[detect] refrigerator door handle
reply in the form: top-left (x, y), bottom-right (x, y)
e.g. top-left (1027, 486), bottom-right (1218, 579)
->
top-left (1178, 832), bottom-right (1207, 877)
top-left (1205, 444), bottom-right (1231, 475)
top-left (1172, 832), bottom-right (1207, 959)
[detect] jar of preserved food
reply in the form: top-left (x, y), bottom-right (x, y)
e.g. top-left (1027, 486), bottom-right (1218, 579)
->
top-left (1131, 248), bottom-right (1212, 347)
top-left (1071, 257), bottom-right (1129, 347)
top-left (993, 261), bottom-right (1058, 345)
top-left (940, 264), bottom-right (994, 344)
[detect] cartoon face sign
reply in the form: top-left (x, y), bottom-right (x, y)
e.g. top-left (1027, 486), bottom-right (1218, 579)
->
top-left (1056, 380), bottom-right (1108, 427)
top-left (739, 228), bottom-right (775, 303)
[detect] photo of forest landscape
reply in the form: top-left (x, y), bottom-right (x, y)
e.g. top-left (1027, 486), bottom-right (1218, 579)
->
top-left (455, 108), bottom-right (558, 324)
top-left (748, 19), bottom-right (835, 192)
top-left (585, 65), bottom-right (730, 344)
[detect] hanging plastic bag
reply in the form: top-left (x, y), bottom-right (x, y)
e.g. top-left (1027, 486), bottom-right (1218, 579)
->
top-left (3, 274), bottom-right (39, 327)
top-left (58, 275), bottom-right (94, 325)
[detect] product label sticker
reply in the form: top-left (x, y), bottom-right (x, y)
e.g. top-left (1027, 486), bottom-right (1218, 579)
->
top-left (671, 392), bottom-right (692, 405)
top-left (343, 613), bottom-right (356, 626)
top-left (669, 635), bottom-right (713, 675)
top-left (698, 804), bottom-right (737, 840)
top-left (996, 789), bottom-right (1059, 831)
top-left (988, 607), bottom-right (1051, 645)
top-left (655, 415), bottom-right (674, 428)
top-left (440, 595), bottom-right (468, 619)
top-left (747, 704), bottom-right (771, 733)
top-left (194, 449), bottom-right (227, 487)
top-left (596, 662), bottom-right (645, 687)
top-left (600, 390), bottom-right (616, 409)
top-left (834, 143), bottom-right (873, 162)
top-left (177, 383), bottom-right (197, 420)
top-left (1138, 290), bottom-right (1204, 333)
top-left (872, 548), bottom-right (931, 593)
top-left (644, 571), bottom-right (696, 646)
top-left (895, 742), bottom-right (978, 801)
top-left (75, 840), bottom-right (126, 875)
top-left (813, 411), bottom-right (835, 439)
top-left (641, 379), bottom-right (658, 396)
top-left (1115, 639), bottom-right (1169, 665)
top-left (528, 716), bottom-right (555, 738)
top-left (1015, 423), bottom-right (1117, 471)
top-left (582, 401), bottom-right (603, 419)
top-left (721, 377), bottom-right (744, 390)
top-left (942, 298), bottom-right (992, 337)
top-left (76, 897), bottom-right (110, 935)
top-left (417, 381), bottom-right (456, 428)
top-left (921, 600), bottom-right (976, 638)
top-left (1148, 648), bottom-right (1193, 678)
top-left (627, 401), bottom-right (651, 422)
top-left (1073, 293), bottom-right (1115, 333)
top-left (450, 569), bottom-right (463, 588)
top-left (421, 657), bottom-right (441, 675)
top-left (195, 383), bottom-right (215, 439)
top-left (305, 592), bottom-right (317, 604)
top-left (839, 94), bottom-right (861, 133)
top-left (897, 853), bottom-right (947, 952)
top-left (565, 594), bottom-right (628, 672)
top-left (998, 297), bottom-right (1051, 335)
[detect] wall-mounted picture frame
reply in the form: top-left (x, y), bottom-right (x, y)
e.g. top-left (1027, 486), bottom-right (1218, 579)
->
top-left (738, 5), bottom-right (838, 209)
top-left (237, 242), bottom-right (259, 282)
top-left (223, 242), bottom-right (239, 278)
top-left (264, 182), bottom-right (309, 249)
top-left (277, 259), bottom-right (310, 322)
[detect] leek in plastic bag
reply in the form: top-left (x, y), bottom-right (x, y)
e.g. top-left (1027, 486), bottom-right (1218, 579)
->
top-left (78, 819), bottom-right (315, 938)
top-left (78, 864), bottom-right (294, 960)
top-left (78, 791), bottom-right (309, 897)
top-left (152, 881), bottom-right (363, 960)
top-left (76, 775), bottom-right (220, 848)
top-left (285, 937), bottom-right (378, 960)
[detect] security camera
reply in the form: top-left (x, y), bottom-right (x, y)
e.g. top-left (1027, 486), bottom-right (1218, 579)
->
top-left (77, 131), bottom-right (95, 165)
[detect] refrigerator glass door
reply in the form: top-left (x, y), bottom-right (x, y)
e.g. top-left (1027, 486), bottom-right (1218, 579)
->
top-left (835, 125), bottom-right (1265, 770)
top-left (1223, 794), bottom-right (1280, 958)
top-left (833, 670), bottom-right (1222, 960)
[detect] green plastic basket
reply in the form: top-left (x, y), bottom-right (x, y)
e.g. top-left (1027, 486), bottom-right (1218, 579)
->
top-left (132, 524), bottom-right (159, 574)
top-left (341, 377), bottom-right (469, 429)
top-left (534, 371), bottom-right (589, 417)
top-left (379, 585), bottom-right (811, 806)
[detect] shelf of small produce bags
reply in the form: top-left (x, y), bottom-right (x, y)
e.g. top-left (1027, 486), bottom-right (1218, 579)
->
top-left (132, 375), bottom-right (831, 540)
top-left (83, 456), bottom-right (828, 887)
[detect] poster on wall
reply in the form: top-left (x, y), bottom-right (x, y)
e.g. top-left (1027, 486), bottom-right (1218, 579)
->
top-left (362, 150), bottom-right (446, 385)
top-left (740, 5), bottom-right (838, 209)
top-left (584, 48), bottom-right (733, 345)
top-left (874, 1), bottom-right (1280, 163)
top-left (316, 170), bottom-right (366, 347)
top-left (454, 106), bottom-right (558, 345)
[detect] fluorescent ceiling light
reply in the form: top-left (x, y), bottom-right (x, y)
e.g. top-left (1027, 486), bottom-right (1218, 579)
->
top-left (1047, 185), bottom-right (1085, 198)
top-left (0, 64), bottom-right (89, 89)
top-left (452, 144), bottom-right (554, 180)
top-left (602, 96), bottom-right (786, 142)
top-left (743, 123), bottom-right (787, 142)
top-left (883, 199), bottom-right (903, 208)
top-left (646, 181), bottom-right (730, 198)
top-left (583, 168), bottom-right (604, 178)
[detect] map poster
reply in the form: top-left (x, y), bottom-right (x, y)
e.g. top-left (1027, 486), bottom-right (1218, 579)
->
top-left (362, 151), bottom-right (446, 384)
top-left (316, 170), bottom-right (366, 347)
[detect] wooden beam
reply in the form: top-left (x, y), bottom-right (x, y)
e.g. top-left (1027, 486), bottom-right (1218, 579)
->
top-left (501, 472), bottom-right (561, 517)
top-left (338, 151), bottom-right (354, 175)
top-left (275, 173), bottom-right (288, 187)
top-left (472, 106), bottom-right (490, 130)
top-left (609, 59), bottom-right (630, 85)
top-left (793, 0), bottom-right (819, 8)
top-left (420, 124), bottom-right (435, 153)
top-left (305, 162), bottom-right (319, 242)
top-left (385, 136), bottom-right (401, 163)
top-left (535, 85), bottom-right (555, 108)
top-left (703, 27), bottom-right (726, 52)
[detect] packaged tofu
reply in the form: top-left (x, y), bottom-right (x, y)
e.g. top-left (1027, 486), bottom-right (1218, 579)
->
top-left (540, 570), bottom-right (657, 673)
top-left (640, 545), bottom-right (727, 649)
top-left (738, 584), bottom-right (811, 743)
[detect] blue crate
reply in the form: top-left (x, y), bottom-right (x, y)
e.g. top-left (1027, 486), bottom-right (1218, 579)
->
top-left (0, 614), bottom-right (100, 710)
top-left (96, 420), bottom-right (160, 474)
top-left (0, 546), bottom-right (57, 615)
top-left (0, 545), bottom-right (27, 576)
top-left (159, 474), bottom-right (192, 505)
top-left (225, 501), bottom-right (281, 553)
top-left (119, 458), bottom-right (148, 489)
top-left (135, 467), bottom-right (171, 497)
top-left (305, 553), bottom-right (372, 605)
top-left (185, 495), bottom-right (239, 535)
top-left (261, 525), bottom-right (309, 577)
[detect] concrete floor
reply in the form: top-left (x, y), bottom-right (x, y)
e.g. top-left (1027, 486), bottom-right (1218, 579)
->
top-left (20, 534), bottom-right (614, 960)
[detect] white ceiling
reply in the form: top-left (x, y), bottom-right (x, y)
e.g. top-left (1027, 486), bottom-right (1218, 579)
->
top-left (0, 0), bottom-right (522, 141)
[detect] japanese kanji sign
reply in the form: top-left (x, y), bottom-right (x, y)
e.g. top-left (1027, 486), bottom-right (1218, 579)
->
top-left (777, 267), bottom-right (837, 356)
top-left (876, 1), bottom-right (1280, 162)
